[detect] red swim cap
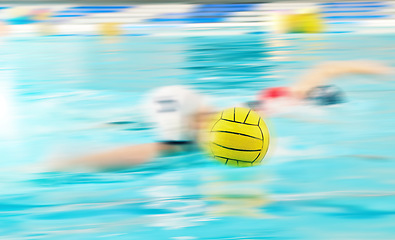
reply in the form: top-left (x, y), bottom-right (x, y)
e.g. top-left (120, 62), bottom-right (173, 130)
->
top-left (258, 87), bottom-right (290, 101)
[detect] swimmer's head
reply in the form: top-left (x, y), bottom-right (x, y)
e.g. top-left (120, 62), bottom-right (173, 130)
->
top-left (256, 87), bottom-right (297, 115)
top-left (145, 85), bottom-right (212, 142)
top-left (306, 85), bottom-right (345, 105)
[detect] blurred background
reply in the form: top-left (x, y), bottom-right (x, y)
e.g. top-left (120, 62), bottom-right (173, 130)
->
top-left (0, 0), bottom-right (395, 239)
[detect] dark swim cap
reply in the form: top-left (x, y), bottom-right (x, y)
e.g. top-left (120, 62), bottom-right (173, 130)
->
top-left (306, 85), bottom-right (345, 105)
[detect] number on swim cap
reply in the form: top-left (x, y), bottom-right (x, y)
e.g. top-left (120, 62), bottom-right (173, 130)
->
top-left (155, 99), bottom-right (179, 113)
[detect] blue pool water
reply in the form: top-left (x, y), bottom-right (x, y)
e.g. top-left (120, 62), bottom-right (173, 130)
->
top-left (1, 33), bottom-right (395, 239)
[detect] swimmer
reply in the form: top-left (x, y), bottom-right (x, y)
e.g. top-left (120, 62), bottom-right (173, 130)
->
top-left (253, 60), bottom-right (393, 114)
top-left (50, 60), bottom-right (393, 170)
top-left (51, 85), bottom-right (214, 171)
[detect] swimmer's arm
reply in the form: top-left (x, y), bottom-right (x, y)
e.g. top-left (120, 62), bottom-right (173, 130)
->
top-left (291, 60), bottom-right (393, 98)
top-left (49, 143), bottom-right (177, 171)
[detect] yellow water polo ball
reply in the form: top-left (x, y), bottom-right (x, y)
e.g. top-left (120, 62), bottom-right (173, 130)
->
top-left (208, 107), bottom-right (270, 167)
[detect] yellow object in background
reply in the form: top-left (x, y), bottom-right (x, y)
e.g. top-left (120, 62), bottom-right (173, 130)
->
top-left (297, 12), bottom-right (325, 33)
top-left (274, 8), bottom-right (325, 34)
top-left (208, 107), bottom-right (270, 167)
top-left (99, 22), bottom-right (122, 37)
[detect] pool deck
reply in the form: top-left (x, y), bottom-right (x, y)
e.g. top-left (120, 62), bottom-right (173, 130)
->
top-left (1, 1), bottom-right (394, 37)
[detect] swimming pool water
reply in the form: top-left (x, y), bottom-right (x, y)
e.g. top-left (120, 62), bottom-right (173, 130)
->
top-left (1, 33), bottom-right (395, 239)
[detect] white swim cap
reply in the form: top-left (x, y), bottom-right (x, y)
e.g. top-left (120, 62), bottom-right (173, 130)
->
top-left (145, 85), bottom-right (208, 142)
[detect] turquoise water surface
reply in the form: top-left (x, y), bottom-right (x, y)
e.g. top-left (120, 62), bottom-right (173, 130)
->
top-left (1, 33), bottom-right (395, 239)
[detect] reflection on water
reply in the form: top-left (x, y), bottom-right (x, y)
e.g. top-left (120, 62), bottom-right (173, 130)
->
top-left (201, 171), bottom-right (271, 218)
